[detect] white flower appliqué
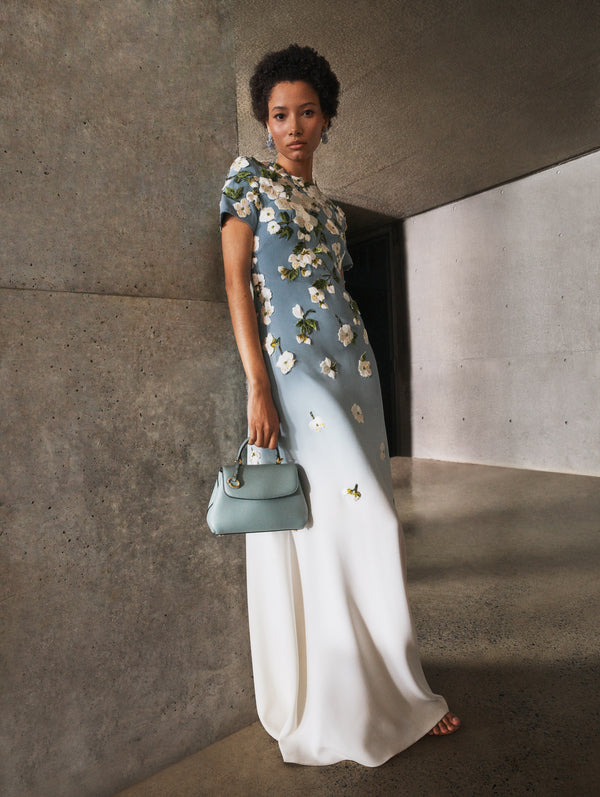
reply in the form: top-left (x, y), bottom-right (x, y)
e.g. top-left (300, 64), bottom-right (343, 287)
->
top-left (309, 286), bottom-right (326, 305)
top-left (338, 324), bottom-right (356, 347)
top-left (320, 357), bottom-right (337, 379)
top-left (259, 176), bottom-right (286, 200)
top-left (263, 333), bottom-right (280, 357)
top-left (294, 304), bottom-right (318, 344)
top-left (252, 273), bottom-right (265, 290)
top-left (232, 156), bottom-right (249, 170)
top-left (259, 207), bottom-right (275, 222)
top-left (351, 404), bottom-right (364, 424)
top-left (276, 350), bottom-right (295, 374)
top-left (260, 301), bottom-right (274, 326)
top-left (249, 448), bottom-right (262, 464)
top-left (309, 411), bottom-right (325, 432)
top-left (233, 198), bottom-right (251, 218)
top-left (358, 353), bottom-right (372, 378)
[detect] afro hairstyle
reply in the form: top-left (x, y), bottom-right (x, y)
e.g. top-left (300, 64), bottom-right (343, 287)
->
top-left (250, 44), bottom-right (340, 126)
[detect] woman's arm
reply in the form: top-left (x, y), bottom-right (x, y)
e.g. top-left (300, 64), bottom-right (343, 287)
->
top-left (221, 215), bottom-right (280, 449)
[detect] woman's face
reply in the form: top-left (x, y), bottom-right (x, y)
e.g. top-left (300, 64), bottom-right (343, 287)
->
top-left (266, 80), bottom-right (328, 168)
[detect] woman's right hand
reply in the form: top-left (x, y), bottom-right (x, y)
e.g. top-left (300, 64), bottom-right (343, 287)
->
top-left (247, 381), bottom-right (280, 449)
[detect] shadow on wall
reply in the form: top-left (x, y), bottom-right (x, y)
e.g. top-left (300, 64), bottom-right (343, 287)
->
top-left (342, 204), bottom-right (410, 457)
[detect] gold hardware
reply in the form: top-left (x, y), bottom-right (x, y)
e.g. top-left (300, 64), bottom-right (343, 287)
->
top-left (276, 456), bottom-right (283, 464)
top-left (227, 476), bottom-right (241, 488)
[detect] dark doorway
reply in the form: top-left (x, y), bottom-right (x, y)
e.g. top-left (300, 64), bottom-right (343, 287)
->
top-left (341, 205), bottom-right (411, 457)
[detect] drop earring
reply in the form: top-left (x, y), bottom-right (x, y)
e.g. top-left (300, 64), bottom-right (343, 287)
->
top-left (266, 131), bottom-right (275, 151)
top-left (321, 128), bottom-right (329, 144)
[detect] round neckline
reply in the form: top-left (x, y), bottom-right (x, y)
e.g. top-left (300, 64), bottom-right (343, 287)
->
top-left (270, 160), bottom-right (316, 188)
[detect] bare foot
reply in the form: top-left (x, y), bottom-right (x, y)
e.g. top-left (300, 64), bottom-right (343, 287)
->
top-left (428, 711), bottom-right (461, 736)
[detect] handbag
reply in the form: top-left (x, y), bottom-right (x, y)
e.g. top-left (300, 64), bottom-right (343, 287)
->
top-left (206, 438), bottom-right (309, 535)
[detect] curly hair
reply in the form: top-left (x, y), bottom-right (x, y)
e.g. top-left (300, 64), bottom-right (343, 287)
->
top-left (250, 44), bottom-right (340, 126)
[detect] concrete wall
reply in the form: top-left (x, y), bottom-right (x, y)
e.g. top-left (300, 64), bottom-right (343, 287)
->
top-left (405, 150), bottom-right (600, 476)
top-left (1, 3), bottom-right (255, 796)
top-left (234, 0), bottom-right (600, 218)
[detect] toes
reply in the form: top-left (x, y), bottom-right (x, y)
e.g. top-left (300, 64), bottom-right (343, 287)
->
top-left (429, 712), bottom-right (461, 736)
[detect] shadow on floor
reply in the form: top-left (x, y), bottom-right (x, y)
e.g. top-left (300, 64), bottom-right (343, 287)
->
top-left (116, 659), bottom-right (600, 797)
top-left (117, 459), bottom-right (600, 797)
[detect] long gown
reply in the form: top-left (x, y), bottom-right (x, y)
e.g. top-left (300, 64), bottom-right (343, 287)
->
top-left (220, 156), bottom-right (448, 766)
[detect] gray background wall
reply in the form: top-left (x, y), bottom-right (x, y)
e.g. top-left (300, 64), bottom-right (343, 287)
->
top-left (1, 2), bottom-right (254, 796)
top-left (3, 1), bottom-right (600, 795)
top-left (405, 150), bottom-right (600, 476)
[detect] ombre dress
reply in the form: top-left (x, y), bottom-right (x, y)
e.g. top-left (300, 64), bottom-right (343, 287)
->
top-left (220, 156), bottom-right (447, 766)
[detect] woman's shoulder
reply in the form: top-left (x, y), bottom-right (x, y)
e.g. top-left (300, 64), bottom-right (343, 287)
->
top-left (224, 155), bottom-right (269, 180)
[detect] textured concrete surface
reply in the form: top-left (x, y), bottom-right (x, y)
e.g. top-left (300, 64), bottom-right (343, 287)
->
top-left (1, 3), bottom-right (257, 796)
top-left (234, 0), bottom-right (600, 217)
top-left (405, 151), bottom-right (600, 476)
top-left (0, 291), bottom-right (251, 797)
top-left (116, 458), bottom-right (600, 796)
top-left (1, 0), bottom-right (235, 299)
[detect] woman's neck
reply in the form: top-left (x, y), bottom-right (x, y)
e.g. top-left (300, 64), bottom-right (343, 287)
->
top-left (276, 153), bottom-right (314, 182)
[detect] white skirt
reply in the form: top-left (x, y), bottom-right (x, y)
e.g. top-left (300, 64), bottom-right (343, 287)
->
top-left (246, 435), bottom-right (448, 767)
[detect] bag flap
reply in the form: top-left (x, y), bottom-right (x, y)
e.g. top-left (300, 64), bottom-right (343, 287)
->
top-left (221, 463), bottom-right (300, 499)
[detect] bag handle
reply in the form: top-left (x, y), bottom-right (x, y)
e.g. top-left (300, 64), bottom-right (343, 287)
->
top-left (227, 438), bottom-right (283, 489)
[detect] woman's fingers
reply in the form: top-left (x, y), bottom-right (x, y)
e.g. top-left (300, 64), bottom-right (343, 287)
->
top-left (248, 426), bottom-right (279, 449)
top-left (247, 389), bottom-right (279, 449)
top-left (266, 427), bottom-right (279, 450)
top-left (247, 420), bottom-right (279, 450)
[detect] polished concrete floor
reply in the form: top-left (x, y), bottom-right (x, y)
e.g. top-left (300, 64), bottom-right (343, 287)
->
top-left (117, 459), bottom-right (600, 797)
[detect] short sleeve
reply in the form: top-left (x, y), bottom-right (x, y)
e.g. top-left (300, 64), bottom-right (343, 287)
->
top-left (219, 156), bottom-right (261, 232)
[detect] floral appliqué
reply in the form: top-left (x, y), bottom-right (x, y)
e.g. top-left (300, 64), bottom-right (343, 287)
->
top-left (351, 404), bottom-right (364, 424)
top-left (344, 484), bottom-right (362, 501)
top-left (263, 332), bottom-right (281, 357)
top-left (249, 448), bottom-right (262, 464)
top-left (358, 353), bottom-right (372, 378)
top-left (320, 357), bottom-right (338, 379)
top-left (277, 351), bottom-right (295, 374)
top-left (309, 411), bottom-right (325, 431)
top-left (337, 320), bottom-right (357, 347)
top-left (309, 277), bottom-right (334, 309)
top-left (293, 304), bottom-right (318, 345)
top-left (252, 273), bottom-right (274, 326)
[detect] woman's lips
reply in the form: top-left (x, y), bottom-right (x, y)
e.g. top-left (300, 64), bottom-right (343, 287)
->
top-left (288, 141), bottom-right (306, 149)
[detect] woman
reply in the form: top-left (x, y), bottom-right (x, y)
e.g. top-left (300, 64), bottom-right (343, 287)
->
top-left (220, 44), bottom-right (460, 766)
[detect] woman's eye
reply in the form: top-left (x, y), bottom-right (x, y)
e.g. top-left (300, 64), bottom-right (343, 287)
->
top-left (303, 110), bottom-right (314, 117)
top-left (274, 113), bottom-right (285, 120)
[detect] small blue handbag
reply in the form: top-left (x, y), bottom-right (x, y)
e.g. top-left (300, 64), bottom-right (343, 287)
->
top-left (206, 439), bottom-right (309, 535)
